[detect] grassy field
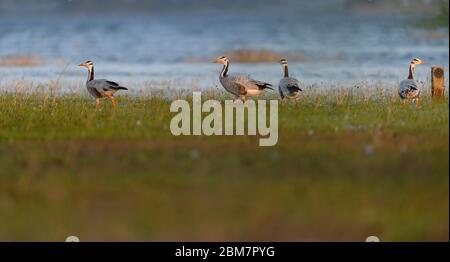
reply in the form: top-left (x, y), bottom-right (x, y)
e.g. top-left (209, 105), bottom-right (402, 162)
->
top-left (0, 87), bottom-right (448, 241)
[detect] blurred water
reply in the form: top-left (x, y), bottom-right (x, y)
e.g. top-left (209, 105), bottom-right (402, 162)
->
top-left (0, 12), bottom-right (448, 91)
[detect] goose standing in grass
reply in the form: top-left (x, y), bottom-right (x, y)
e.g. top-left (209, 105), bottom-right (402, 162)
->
top-left (78, 60), bottom-right (128, 109)
top-left (278, 58), bottom-right (302, 103)
top-left (398, 58), bottom-right (424, 107)
top-left (216, 56), bottom-right (272, 101)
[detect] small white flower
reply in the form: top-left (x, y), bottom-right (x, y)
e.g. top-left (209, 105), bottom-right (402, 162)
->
top-left (190, 149), bottom-right (200, 159)
top-left (400, 145), bottom-right (408, 153)
top-left (364, 144), bottom-right (374, 155)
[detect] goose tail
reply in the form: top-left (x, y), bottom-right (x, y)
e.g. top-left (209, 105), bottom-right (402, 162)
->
top-left (258, 82), bottom-right (273, 90)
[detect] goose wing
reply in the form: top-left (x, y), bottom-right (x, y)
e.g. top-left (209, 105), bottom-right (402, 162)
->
top-left (279, 77), bottom-right (301, 96)
top-left (220, 75), bottom-right (248, 96)
top-left (88, 79), bottom-right (128, 92)
top-left (398, 79), bottom-right (419, 99)
top-left (231, 75), bottom-right (272, 91)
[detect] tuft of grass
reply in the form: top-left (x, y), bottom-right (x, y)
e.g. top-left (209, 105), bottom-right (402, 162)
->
top-left (435, 0), bottom-right (449, 28)
top-left (420, 0), bottom-right (449, 29)
top-left (0, 88), bottom-right (448, 241)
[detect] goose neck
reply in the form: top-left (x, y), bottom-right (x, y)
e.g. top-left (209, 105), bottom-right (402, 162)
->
top-left (88, 67), bottom-right (94, 81)
top-left (283, 64), bottom-right (289, 78)
top-left (408, 64), bottom-right (415, 80)
top-left (221, 61), bottom-right (229, 78)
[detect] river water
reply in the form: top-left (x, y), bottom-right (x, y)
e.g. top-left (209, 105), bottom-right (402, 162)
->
top-left (0, 9), bottom-right (448, 93)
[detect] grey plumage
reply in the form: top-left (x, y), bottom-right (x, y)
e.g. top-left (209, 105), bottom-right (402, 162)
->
top-left (216, 56), bottom-right (272, 100)
top-left (220, 75), bottom-right (273, 96)
top-left (78, 60), bottom-right (127, 108)
top-left (398, 79), bottom-right (420, 100)
top-left (278, 58), bottom-right (302, 100)
top-left (398, 58), bottom-right (423, 105)
top-left (86, 79), bottom-right (128, 98)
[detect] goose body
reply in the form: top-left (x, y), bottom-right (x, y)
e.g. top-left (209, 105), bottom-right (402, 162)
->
top-left (79, 60), bottom-right (127, 109)
top-left (398, 79), bottom-right (419, 100)
top-left (278, 58), bottom-right (302, 100)
top-left (398, 58), bottom-right (423, 106)
top-left (216, 56), bottom-right (272, 101)
top-left (86, 79), bottom-right (128, 99)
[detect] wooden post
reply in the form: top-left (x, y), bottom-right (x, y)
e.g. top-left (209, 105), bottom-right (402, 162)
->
top-left (431, 66), bottom-right (445, 98)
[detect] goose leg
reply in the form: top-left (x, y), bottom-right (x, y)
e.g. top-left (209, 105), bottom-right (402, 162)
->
top-left (96, 98), bottom-right (100, 110)
top-left (104, 94), bottom-right (116, 108)
top-left (110, 97), bottom-right (116, 108)
top-left (295, 96), bottom-right (300, 107)
top-left (415, 98), bottom-right (420, 108)
top-left (238, 95), bottom-right (247, 103)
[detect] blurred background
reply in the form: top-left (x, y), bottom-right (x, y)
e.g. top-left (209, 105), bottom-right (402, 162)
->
top-left (0, 0), bottom-right (448, 92)
top-left (0, 1), bottom-right (448, 242)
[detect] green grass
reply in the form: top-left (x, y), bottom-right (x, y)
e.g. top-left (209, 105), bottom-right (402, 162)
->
top-left (0, 88), bottom-right (448, 241)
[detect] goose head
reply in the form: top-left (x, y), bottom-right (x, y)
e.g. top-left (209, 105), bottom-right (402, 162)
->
top-left (279, 58), bottom-right (288, 66)
top-left (410, 58), bottom-right (424, 65)
top-left (216, 56), bottom-right (229, 65)
top-left (78, 60), bottom-right (94, 70)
